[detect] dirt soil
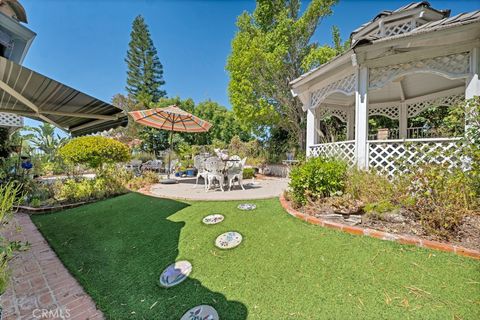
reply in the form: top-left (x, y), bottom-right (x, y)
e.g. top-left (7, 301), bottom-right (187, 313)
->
top-left (299, 203), bottom-right (480, 252)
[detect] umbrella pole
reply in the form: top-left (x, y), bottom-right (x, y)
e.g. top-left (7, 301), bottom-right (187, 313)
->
top-left (167, 130), bottom-right (173, 179)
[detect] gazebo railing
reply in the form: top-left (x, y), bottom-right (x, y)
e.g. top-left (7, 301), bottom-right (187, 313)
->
top-left (309, 140), bottom-right (356, 167)
top-left (368, 127), bottom-right (455, 141)
top-left (309, 137), bottom-right (463, 178)
top-left (367, 137), bottom-right (462, 177)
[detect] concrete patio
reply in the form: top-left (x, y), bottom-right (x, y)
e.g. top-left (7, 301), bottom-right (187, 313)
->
top-left (145, 176), bottom-right (288, 201)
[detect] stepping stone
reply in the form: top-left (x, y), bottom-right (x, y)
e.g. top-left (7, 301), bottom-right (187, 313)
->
top-left (215, 231), bottom-right (243, 249)
top-left (180, 305), bottom-right (219, 320)
top-left (237, 203), bottom-right (256, 211)
top-left (202, 214), bottom-right (224, 225)
top-left (159, 260), bottom-right (192, 288)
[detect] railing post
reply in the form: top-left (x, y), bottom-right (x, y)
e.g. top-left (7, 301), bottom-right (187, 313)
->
top-left (347, 106), bottom-right (355, 140)
top-left (355, 66), bottom-right (369, 169)
top-left (399, 102), bottom-right (407, 139)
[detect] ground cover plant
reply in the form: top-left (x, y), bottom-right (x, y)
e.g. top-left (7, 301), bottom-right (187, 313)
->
top-left (32, 194), bottom-right (479, 319)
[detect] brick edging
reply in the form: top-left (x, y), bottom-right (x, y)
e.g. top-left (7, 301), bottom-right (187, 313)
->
top-left (279, 194), bottom-right (480, 259)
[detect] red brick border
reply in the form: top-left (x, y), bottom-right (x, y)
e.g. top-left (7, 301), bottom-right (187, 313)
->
top-left (0, 213), bottom-right (104, 319)
top-left (279, 194), bottom-right (480, 259)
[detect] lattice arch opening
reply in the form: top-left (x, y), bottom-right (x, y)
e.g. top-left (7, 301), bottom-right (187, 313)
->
top-left (310, 73), bottom-right (356, 110)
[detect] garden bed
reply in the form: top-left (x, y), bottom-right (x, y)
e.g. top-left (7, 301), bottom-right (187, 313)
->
top-left (14, 192), bottom-right (128, 214)
top-left (292, 197), bottom-right (480, 252)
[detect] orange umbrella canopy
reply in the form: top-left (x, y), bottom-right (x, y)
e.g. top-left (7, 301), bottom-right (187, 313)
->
top-left (128, 105), bottom-right (212, 133)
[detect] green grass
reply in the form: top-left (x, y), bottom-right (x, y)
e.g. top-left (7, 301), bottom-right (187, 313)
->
top-left (32, 193), bottom-right (480, 319)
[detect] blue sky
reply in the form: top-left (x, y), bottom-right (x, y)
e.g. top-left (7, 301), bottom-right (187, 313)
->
top-left (21, 0), bottom-right (479, 128)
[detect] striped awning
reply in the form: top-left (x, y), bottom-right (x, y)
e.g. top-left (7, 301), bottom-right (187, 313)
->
top-left (0, 56), bottom-right (127, 136)
top-left (129, 106), bottom-right (212, 132)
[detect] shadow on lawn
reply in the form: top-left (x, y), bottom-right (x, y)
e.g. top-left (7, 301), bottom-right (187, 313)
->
top-left (148, 196), bottom-right (248, 319)
top-left (33, 193), bottom-right (248, 320)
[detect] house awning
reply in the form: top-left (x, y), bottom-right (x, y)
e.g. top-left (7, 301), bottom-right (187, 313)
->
top-left (0, 56), bottom-right (128, 136)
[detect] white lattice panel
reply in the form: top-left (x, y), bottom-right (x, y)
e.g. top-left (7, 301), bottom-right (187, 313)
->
top-left (368, 104), bottom-right (400, 119)
top-left (369, 52), bottom-right (470, 90)
top-left (368, 139), bottom-right (462, 178)
top-left (379, 21), bottom-right (415, 37)
top-left (310, 73), bottom-right (356, 109)
top-left (0, 112), bottom-right (23, 128)
top-left (310, 141), bottom-right (356, 167)
top-left (318, 105), bottom-right (348, 123)
top-left (407, 94), bottom-right (464, 118)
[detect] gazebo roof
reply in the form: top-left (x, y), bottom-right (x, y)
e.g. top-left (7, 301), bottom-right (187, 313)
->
top-left (353, 9), bottom-right (480, 47)
top-left (290, 4), bottom-right (480, 89)
top-left (0, 0), bottom-right (27, 23)
top-left (351, 1), bottom-right (450, 40)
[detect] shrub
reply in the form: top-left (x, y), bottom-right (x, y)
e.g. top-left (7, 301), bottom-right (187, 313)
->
top-left (0, 182), bottom-right (26, 294)
top-left (0, 182), bottom-right (21, 223)
top-left (345, 168), bottom-right (396, 213)
top-left (53, 166), bottom-right (131, 203)
top-left (289, 157), bottom-right (347, 206)
top-left (126, 171), bottom-right (159, 191)
top-left (132, 152), bottom-right (155, 162)
top-left (59, 136), bottom-right (131, 169)
top-left (242, 167), bottom-right (255, 179)
top-left (54, 179), bottom-right (95, 202)
top-left (398, 164), bottom-right (478, 238)
top-left (364, 200), bottom-right (398, 215)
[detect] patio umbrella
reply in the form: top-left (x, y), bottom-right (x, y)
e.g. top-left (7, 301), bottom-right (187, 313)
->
top-left (128, 105), bottom-right (212, 182)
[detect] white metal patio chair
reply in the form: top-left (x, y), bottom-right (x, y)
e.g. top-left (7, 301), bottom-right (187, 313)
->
top-left (193, 155), bottom-right (208, 188)
top-left (204, 157), bottom-right (225, 192)
top-left (227, 157), bottom-right (246, 191)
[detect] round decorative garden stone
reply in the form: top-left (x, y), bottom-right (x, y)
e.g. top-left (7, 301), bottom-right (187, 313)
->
top-left (237, 203), bottom-right (256, 211)
top-left (180, 305), bottom-right (219, 320)
top-left (215, 231), bottom-right (243, 249)
top-left (159, 260), bottom-right (192, 288)
top-left (202, 214), bottom-right (224, 225)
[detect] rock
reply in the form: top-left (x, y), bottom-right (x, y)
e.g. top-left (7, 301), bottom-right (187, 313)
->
top-left (382, 211), bottom-right (407, 223)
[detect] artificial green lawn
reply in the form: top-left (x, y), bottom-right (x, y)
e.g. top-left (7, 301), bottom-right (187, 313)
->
top-left (32, 193), bottom-right (479, 319)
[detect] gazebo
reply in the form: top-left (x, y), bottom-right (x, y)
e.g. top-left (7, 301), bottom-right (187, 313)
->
top-left (290, 2), bottom-right (480, 177)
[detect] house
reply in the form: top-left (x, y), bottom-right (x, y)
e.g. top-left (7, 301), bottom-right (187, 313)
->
top-left (0, 0), bottom-right (127, 136)
top-left (290, 1), bottom-right (480, 176)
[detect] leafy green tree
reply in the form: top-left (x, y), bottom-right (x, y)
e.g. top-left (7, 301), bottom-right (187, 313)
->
top-left (226, 0), bottom-right (339, 150)
top-left (125, 15), bottom-right (166, 104)
top-left (302, 26), bottom-right (349, 71)
top-left (192, 100), bottom-right (250, 145)
top-left (22, 123), bottom-right (68, 162)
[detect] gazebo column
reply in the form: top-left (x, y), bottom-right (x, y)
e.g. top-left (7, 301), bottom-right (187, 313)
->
top-left (465, 47), bottom-right (480, 137)
top-left (306, 108), bottom-right (316, 156)
top-left (466, 47), bottom-right (480, 99)
top-left (347, 106), bottom-right (355, 140)
top-left (354, 67), bottom-right (369, 169)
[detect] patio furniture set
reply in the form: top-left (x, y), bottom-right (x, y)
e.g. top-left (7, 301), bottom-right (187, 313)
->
top-left (194, 154), bottom-right (247, 192)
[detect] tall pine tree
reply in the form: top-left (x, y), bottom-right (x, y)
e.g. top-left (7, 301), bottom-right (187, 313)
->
top-left (125, 15), bottom-right (166, 104)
